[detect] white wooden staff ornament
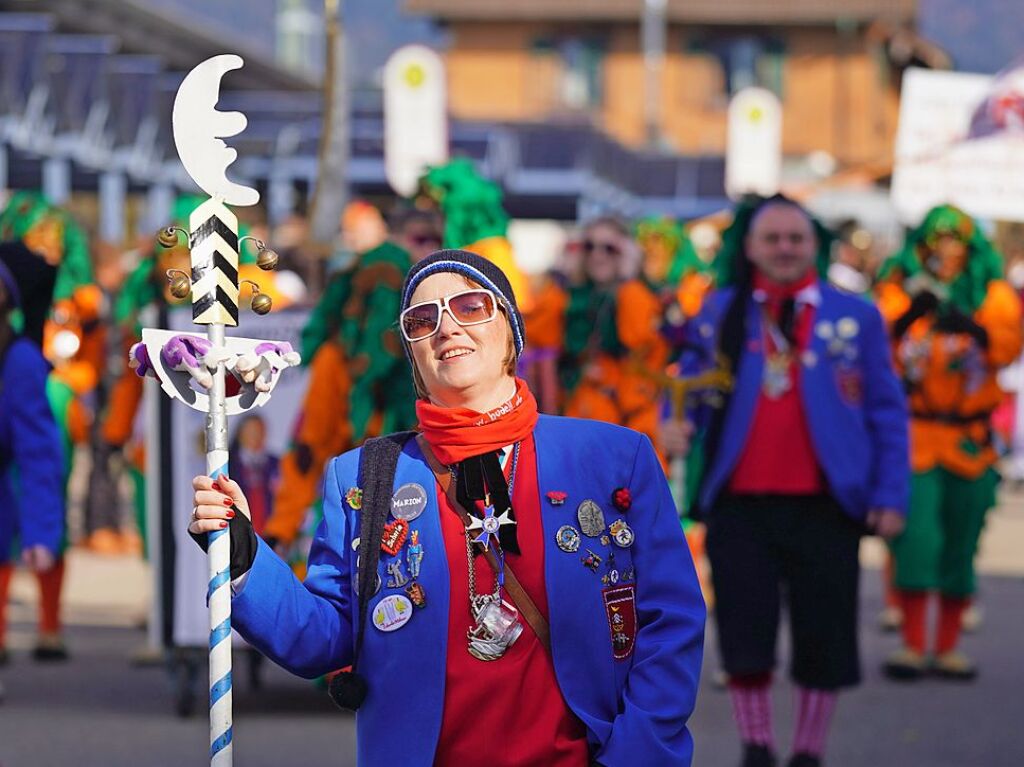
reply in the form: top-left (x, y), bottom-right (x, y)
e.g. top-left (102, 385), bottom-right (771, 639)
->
top-left (128, 54), bottom-right (300, 767)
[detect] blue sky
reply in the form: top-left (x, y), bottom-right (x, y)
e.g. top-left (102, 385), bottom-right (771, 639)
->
top-left (919, 0), bottom-right (1024, 73)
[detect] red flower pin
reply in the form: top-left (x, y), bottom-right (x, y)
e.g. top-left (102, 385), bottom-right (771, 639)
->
top-left (612, 487), bottom-right (632, 513)
top-left (546, 491), bottom-right (568, 506)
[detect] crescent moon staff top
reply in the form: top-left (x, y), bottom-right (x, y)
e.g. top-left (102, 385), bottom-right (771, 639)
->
top-left (172, 53), bottom-right (260, 207)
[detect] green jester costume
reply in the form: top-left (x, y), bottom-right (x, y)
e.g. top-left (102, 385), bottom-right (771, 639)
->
top-left (264, 240), bottom-right (418, 553)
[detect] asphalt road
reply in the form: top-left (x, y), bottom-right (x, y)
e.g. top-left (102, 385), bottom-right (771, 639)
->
top-left (2, 565), bottom-right (1022, 767)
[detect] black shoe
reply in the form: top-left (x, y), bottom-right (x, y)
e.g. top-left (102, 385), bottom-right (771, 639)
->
top-left (32, 636), bottom-right (69, 662)
top-left (788, 754), bottom-right (822, 767)
top-left (0, 647), bottom-right (9, 666)
top-left (742, 744), bottom-right (777, 767)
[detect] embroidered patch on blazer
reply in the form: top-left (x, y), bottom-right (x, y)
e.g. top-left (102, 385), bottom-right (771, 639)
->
top-left (835, 365), bottom-right (864, 406)
top-left (602, 584), bottom-right (638, 660)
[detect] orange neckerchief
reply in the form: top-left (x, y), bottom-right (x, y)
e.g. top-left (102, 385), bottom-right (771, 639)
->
top-left (416, 377), bottom-right (539, 466)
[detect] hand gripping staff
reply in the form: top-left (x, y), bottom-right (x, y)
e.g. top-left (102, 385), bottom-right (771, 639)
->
top-left (128, 55), bottom-right (300, 766)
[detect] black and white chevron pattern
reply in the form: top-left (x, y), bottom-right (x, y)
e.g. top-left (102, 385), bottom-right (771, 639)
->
top-left (189, 198), bottom-right (240, 326)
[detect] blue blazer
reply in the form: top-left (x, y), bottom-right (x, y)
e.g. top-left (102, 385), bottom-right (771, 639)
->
top-left (681, 283), bottom-right (909, 520)
top-left (232, 415), bottom-right (705, 766)
top-left (0, 337), bottom-right (65, 561)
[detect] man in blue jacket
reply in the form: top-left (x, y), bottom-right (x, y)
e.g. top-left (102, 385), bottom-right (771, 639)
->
top-left (662, 196), bottom-right (908, 767)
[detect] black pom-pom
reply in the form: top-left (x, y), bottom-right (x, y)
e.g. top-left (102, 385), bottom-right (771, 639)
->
top-left (328, 671), bottom-right (368, 711)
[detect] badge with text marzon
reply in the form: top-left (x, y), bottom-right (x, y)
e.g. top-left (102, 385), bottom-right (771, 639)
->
top-left (391, 483), bottom-right (427, 521)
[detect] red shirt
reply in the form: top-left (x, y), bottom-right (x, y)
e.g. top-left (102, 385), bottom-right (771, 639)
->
top-left (729, 274), bottom-right (824, 495)
top-left (433, 434), bottom-right (589, 766)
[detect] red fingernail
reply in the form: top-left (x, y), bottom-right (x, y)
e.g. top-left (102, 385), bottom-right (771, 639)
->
top-left (226, 510), bottom-right (235, 519)
top-left (223, 497), bottom-right (233, 506)
top-left (220, 521), bottom-right (229, 528)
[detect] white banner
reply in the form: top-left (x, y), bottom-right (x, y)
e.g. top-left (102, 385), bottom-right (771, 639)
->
top-left (892, 67), bottom-right (1024, 225)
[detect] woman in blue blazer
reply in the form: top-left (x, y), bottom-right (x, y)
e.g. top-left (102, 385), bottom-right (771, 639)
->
top-left (190, 250), bottom-right (705, 767)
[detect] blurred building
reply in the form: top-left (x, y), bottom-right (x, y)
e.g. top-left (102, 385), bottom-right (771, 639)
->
top-left (406, 0), bottom-right (949, 172)
top-left (0, 0), bottom-right (962, 238)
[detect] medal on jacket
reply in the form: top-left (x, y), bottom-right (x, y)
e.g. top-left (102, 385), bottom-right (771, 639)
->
top-left (761, 313), bottom-right (794, 400)
top-left (763, 352), bottom-right (793, 399)
top-left (464, 444), bottom-right (524, 661)
top-left (465, 496), bottom-right (516, 549)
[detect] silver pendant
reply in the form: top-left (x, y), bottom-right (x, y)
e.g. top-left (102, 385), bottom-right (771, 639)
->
top-left (467, 598), bottom-right (523, 661)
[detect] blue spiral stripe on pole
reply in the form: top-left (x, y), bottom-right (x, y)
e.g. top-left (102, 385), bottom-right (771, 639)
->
top-left (210, 616), bottom-right (231, 647)
top-left (208, 566), bottom-right (231, 602)
top-left (210, 670), bottom-right (233, 707)
top-left (210, 727), bottom-right (233, 759)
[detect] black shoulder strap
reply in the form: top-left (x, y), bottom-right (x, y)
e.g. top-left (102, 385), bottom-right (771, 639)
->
top-left (351, 430), bottom-right (416, 672)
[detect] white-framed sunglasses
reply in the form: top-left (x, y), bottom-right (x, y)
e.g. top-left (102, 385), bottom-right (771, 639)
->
top-left (400, 288), bottom-right (499, 342)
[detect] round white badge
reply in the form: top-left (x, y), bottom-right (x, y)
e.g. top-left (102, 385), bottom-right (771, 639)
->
top-left (372, 594), bottom-right (414, 632)
top-left (837, 317), bottom-right (860, 339)
top-left (391, 483), bottom-right (428, 521)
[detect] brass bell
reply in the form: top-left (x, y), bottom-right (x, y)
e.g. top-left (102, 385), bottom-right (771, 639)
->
top-left (251, 292), bottom-right (273, 315)
top-left (256, 247), bottom-right (279, 271)
top-left (167, 269), bottom-right (192, 300)
top-left (157, 227), bottom-right (181, 248)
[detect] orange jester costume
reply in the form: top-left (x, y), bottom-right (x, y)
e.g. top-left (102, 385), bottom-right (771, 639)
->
top-left (558, 218), bottom-right (709, 453)
top-left (877, 205), bottom-right (1022, 679)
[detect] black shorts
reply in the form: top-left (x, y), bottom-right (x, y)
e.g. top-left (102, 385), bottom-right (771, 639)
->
top-left (706, 494), bottom-right (862, 690)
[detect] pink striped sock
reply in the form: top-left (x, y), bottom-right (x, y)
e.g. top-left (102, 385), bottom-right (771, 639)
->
top-left (728, 680), bottom-right (775, 748)
top-left (792, 687), bottom-right (838, 757)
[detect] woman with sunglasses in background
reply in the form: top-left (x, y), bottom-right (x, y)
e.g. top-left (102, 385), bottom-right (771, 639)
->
top-left (555, 218), bottom-right (637, 424)
top-left (190, 249), bottom-right (705, 766)
top-left (536, 211), bottom-right (688, 458)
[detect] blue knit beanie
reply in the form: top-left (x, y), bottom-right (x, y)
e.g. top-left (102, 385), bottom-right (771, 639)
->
top-left (400, 249), bottom-right (525, 357)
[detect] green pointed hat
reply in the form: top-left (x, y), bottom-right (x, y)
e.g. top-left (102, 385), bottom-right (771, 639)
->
top-left (419, 158), bottom-right (509, 247)
top-left (635, 216), bottom-right (706, 285)
top-left (0, 190), bottom-right (93, 301)
top-left (878, 204), bottom-right (1003, 314)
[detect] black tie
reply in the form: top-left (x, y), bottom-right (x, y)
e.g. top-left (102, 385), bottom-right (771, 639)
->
top-left (455, 450), bottom-right (520, 555)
